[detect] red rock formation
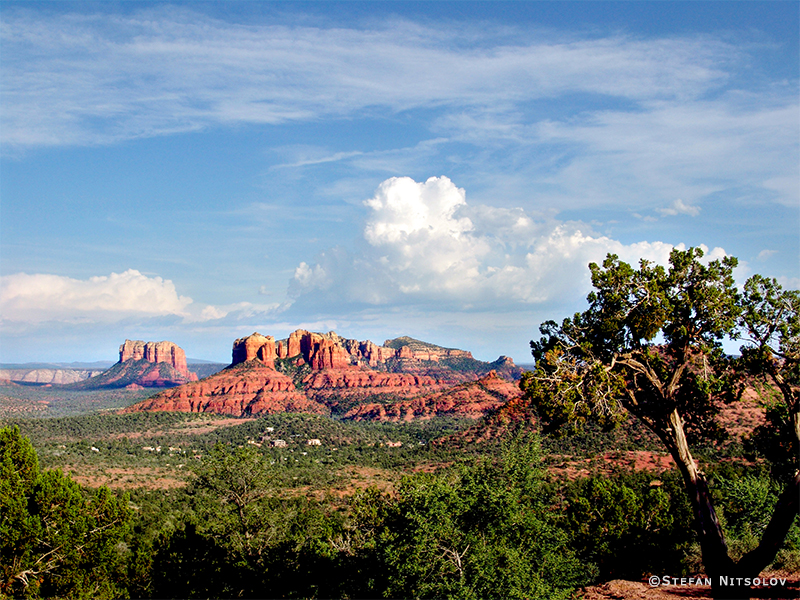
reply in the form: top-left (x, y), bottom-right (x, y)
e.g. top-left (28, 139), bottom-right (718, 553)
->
top-left (304, 369), bottom-right (440, 391)
top-left (119, 340), bottom-right (194, 379)
top-left (127, 330), bottom-right (521, 418)
top-left (343, 371), bottom-right (522, 422)
top-left (274, 330), bottom-right (489, 371)
top-left (125, 362), bottom-right (326, 416)
top-left (232, 333), bottom-right (276, 367)
top-left (287, 329), bottom-right (305, 358)
top-left (383, 336), bottom-right (473, 362)
top-left (275, 330), bottom-right (354, 370)
top-left (397, 346), bottom-right (413, 359)
top-left (310, 338), bottom-right (351, 370)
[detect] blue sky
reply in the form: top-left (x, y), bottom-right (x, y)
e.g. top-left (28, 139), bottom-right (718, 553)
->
top-left (1, 1), bottom-right (798, 364)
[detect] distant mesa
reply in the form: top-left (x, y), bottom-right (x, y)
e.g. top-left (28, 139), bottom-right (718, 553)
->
top-left (0, 367), bottom-right (107, 386)
top-left (69, 340), bottom-right (198, 390)
top-left (119, 340), bottom-right (192, 375)
top-left (126, 329), bottom-right (523, 419)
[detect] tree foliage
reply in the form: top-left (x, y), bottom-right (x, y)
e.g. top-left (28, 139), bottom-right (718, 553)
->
top-left (564, 471), bottom-right (694, 580)
top-left (350, 436), bottom-right (591, 599)
top-left (0, 426), bottom-right (131, 599)
top-left (521, 248), bottom-right (799, 591)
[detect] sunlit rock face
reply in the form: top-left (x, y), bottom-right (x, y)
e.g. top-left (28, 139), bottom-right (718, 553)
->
top-left (232, 333), bottom-right (276, 368)
top-left (125, 361), bottom-right (323, 416)
top-left (126, 329), bottom-right (524, 419)
top-left (119, 340), bottom-right (194, 379)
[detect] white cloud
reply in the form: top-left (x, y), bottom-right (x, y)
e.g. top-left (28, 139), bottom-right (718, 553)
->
top-left (657, 199), bottom-right (701, 217)
top-left (290, 176), bottom-right (703, 310)
top-left (777, 276), bottom-right (800, 291)
top-left (0, 269), bottom-right (291, 328)
top-left (3, 7), bottom-right (793, 212)
top-left (1, 7), bottom-right (735, 150)
top-left (756, 249), bottom-right (777, 261)
top-left (530, 99), bottom-right (798, 209)
top-left (187, 301), bottom-right (286, 323)
top-left (0, 270), bottom-right (192, 323)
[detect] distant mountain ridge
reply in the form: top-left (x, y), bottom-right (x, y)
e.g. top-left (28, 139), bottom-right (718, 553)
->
top-left (0, 358), bottom-right (226, 387)
top-left (0, 361), bottom-right (114, 370)
top-left (0, 367), bottom-right (108, 386)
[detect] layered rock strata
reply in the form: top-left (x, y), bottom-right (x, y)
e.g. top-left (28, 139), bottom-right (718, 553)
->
top-left (0, 368), bottom-right (106, 385)
top-left (127, 330), bottom-right (523, 420)
top-left (119, 340), bottom-right (194, 380)
top-left (128, 361), bottom-right (323, 416)
top-left (72, 340), bottom-right (198, 389)
top-left (232, 333), bottom-right (276, 368)
top-left (343, 371), bottom-right (522, 422)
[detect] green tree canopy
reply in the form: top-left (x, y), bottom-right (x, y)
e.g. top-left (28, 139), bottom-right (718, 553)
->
top-left (0, 426), bottom-right (131, 600)
top-left (351, 436), bottom-right (591, 600)
top-left (521, 248), bottom-right (799, 594)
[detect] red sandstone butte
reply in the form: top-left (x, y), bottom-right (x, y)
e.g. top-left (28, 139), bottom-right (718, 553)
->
top-left (232, 333), bottom-right (276, 368)
top-left (126, 329), bottom-right (524, 419)
top-left (119, 340), bottom-right (196, 380)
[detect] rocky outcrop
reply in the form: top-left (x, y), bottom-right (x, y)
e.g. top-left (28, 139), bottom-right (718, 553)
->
top-left (232, 333), bottom-right (276, 368)
top-left (119, 340), bottom-right (194, 379)
top-left (127, 330), bottom-right (523, 419)
top-left (270, 329), bottom-right (521, 377)
top-left (275, 330), bottom-right (352, 369)
top-left (383, 336), bottom-right (473, 362)
top-left (310, 338), bottom-right (351, 370)
top-left (343, 371), bottom-right (522, 422)
top-left (71, 340), bottom-right (197, 389)
top-left (301, 368), bottom-right (476, 417)
top-left (126, 361), bottom-right (325, 416)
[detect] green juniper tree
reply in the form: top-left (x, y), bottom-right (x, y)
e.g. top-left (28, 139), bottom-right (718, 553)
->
top-left (521, 248), bottom-right (799, 594)
top-left (350, 436), bottom-right (591, 600)
top-left (0, 426), bottom-right (131, 600)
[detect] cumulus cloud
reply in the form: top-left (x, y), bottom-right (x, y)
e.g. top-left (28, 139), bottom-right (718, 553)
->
top-left (0, 270), bottom-right (193, 323)
top-left (290, 176), bottom-right (709, 310)
top-left (0, 269), bottom-right (295, 327)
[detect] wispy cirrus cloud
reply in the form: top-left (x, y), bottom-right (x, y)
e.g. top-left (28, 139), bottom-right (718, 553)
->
top-left (657, 199), bottom-right (701, 217)
top-left (514, 98), bottom-right (798, 210)
top-left (3, 6), bottom-right (795, 211)
top-left (2, 6), bottom-right (735, 150)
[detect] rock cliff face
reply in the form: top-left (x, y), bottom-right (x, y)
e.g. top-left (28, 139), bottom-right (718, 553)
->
top-left (271, 329), bottom-right (518, 376)
top-left (126, 329), bottom-right (524, 420)
top-left (273, 330), bottom-right (352, 369)
top-left (232, 333), bottom-right (276, 368)
top-left (72, 340), bottom-right (197, 389)
top-left (119, 340), bottom-right (194, 379)
top-left (0, 368), bottom-right (106, 385)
